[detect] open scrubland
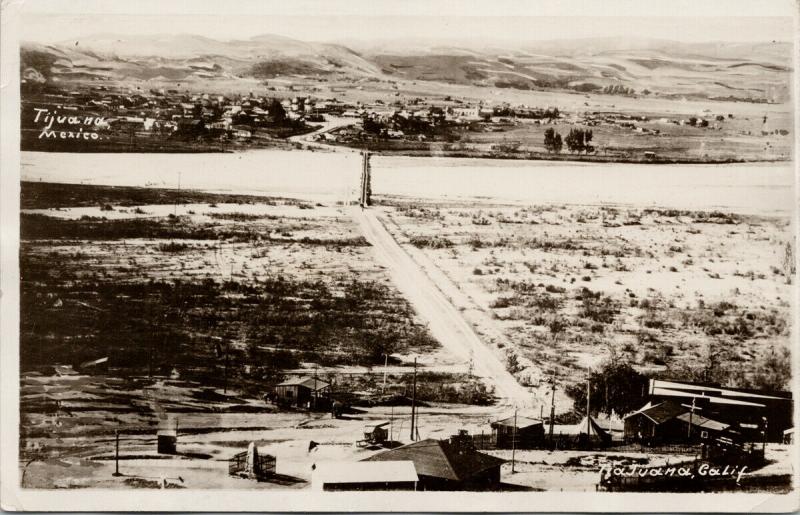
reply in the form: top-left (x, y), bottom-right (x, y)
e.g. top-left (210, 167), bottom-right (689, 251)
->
top-left (18, 182), bottom-right (497, 487)
top-left (380, 197), bottom-right (793, 402)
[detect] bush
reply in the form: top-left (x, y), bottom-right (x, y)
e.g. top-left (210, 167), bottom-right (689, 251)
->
top-left (409, 235), bottom-right (454, 249)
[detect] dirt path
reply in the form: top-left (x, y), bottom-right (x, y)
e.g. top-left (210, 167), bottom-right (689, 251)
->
top-left (288, 116), bottom-right (356, 151)
top-left (351, 207), bottom-right (533, 408)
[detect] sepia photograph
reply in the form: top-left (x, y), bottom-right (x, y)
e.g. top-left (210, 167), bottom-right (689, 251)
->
top-left (0, 0), bottom-right (797, 511)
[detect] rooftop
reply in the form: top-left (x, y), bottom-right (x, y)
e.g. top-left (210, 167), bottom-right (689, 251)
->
top-left (363, 438), bottom-right (505, 482)
top-left (491, 415), bottom-right (543, 429)
top-left (625, 400), bottom-right (688, 425)
top-left (276, 376), bottom-right (330, 391)
top-left (313, 461), bottom-right (418, 489)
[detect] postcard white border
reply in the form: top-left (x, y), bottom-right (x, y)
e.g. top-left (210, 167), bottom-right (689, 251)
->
top-left (1, 0), bottom-right (799, 512)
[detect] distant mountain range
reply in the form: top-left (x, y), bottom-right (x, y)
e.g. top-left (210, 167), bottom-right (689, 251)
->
top-left (20, 33), bottom-right (792, 102)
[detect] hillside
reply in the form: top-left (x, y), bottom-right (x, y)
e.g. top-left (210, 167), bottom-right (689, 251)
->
top-left (20, 33), bottom-right (381, 83)
top-left (20, 34), bottom-right (792, 102)
top-left (368, 38), bottom-right (792, 102)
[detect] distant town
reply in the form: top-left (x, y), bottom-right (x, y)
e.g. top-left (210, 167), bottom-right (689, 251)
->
top-left (21, 79), bottom-right (791, 162)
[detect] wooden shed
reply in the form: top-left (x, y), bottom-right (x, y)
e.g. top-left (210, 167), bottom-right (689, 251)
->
top-left (273, 376), bottom-right (330, 409)
top-left (157, 429), bottom-right (177, 454)
top-left (490, 415), bottom-right (544, 449)
top-left (623, 400), bottom-right (688, 444)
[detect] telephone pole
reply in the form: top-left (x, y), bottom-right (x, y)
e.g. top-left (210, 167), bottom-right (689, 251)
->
top-left (359, 151), bottom-right (372, 207)
top-left (382, 353), bottom-right (388, 394)
top-left (511, 407), bottom-right (518, 473)
top-left (586, 379), bottom-right (591, 437)
top-left (548, 377), bottom-right (556, 445)
top-left (410, 357), bottom-right (417, 441)
top-left (112, 429), bottom-right (122, 476)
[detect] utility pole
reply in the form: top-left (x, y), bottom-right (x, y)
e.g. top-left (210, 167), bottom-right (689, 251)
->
top-left (382, 353), bottom-right (388, 395)
top-left (360, 151), bottom-right (371, 207)
top-left (687, 397), bottom-right (696, 441)
top-left (511, 407), bottom-right (518, 473)
top-left (548, 377), bottom-right (556, 446)
top-left (223, 344), bottom-right (229, 394)
top-left (586, 379), bottom-right (591, 437)
top-left (410, 358), bottom-right (417, 441)
top-left (113, 429), bottom-right (121, 476)
top-left (314, 365), bottom-right (319, 410)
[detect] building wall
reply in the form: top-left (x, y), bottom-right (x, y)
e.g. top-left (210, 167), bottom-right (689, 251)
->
top-left (323, 481), bottom-right (416, 491)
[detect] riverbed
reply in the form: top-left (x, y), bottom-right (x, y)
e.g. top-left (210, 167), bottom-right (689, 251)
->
top-left (20, 150), bottom-right (794, 214)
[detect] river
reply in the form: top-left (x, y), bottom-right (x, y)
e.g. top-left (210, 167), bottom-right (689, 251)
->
top-left (20, 150), bottom-right (794, 215)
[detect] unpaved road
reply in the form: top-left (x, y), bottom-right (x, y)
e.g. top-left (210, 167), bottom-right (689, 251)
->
top-left (352, 207), bottom-right (533, 408)
top-left (288, 116), bottom-right (356, 151)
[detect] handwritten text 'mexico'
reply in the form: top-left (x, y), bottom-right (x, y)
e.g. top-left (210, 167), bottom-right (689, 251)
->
top-left (34, 108), bottom-right (105, 140)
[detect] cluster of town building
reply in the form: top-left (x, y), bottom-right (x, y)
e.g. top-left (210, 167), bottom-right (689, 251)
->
top-left (24, 83), bottom-right (569, 144)
top-left (133, 375), bottom-right (796, 491)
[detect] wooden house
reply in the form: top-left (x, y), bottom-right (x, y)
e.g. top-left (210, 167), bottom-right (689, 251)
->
top-left (490, 415), bottom-right (544, 449)
top-left (273, 376), bottom-right (331, 409)
top-left (623, 400), bottom-right (688, 444)
top-left (363, 432), bottom-right (506, 491)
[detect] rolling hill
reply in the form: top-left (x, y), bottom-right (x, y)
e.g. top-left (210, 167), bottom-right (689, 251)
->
top-left (367, 38), bottom-right (792, 102)
top-left (20, 34), bottom-right (792, 102)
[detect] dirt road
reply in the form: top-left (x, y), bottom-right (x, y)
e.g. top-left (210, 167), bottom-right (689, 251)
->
top-left (288, 116), bottom-right (356, 151)
top-left (352, 207), bottom-right (533, 408)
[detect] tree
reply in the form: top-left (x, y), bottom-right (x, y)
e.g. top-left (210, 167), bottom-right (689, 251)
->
top-left (742, 348), bottom-right (791, 392)
top-left (553, 132), bottom-right (563, 153)
top-left (583, 129), bottom-right (594, 153)
top-left (565, 128), bottom-right (583, 153)
top-left (543, 128), bottom-right (556, 152)
top-left (267, 99), bottom-right (286, 125)
top-left (565, 128), bottom-right (593, 154)
top-left (362, 117), bottom-right (383, 135)
top-left (566, 360), bottom-right (648, 417)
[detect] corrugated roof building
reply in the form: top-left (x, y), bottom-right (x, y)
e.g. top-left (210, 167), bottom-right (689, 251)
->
top-left (363, 432), bottom-right (506, 491)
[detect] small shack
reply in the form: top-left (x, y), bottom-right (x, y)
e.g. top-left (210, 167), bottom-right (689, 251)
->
top-left (312, 461), bottom-right (418, 491)
top-left (273, 376), bottom-right (331, 409)
top-left (157, 429), bottom-right (177, 454)
top-left (229, 442), bottom-right (276, 481)
top-left (363, 431), bottom-right (506, 490)
top-left (623, 400), bottom-right (688, 444)
top-left (359, 421), bottom-right (391, 447)
top-left (490, 415), bottom-right (544, 449)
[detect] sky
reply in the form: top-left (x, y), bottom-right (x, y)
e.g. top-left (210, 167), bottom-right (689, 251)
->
top-left (17, 0), bottom-right (796, 46)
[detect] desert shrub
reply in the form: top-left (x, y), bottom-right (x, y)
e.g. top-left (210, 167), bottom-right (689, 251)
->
top-left (409, 235), bottom-right (454, 249)
top-left (490, 296), bottom-right (514, 309)
top-left (158, 242), bottom-right (189, 252)
top-left (578, 288), bottom-right (618, 324)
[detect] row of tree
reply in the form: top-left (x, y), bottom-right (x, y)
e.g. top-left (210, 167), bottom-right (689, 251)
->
top-left (544, 127), bottom-right (594, 154)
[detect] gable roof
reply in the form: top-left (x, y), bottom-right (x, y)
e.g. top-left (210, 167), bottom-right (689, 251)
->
top-left (625, 400), bottom-right (687, 425)
top-left (675, 413), bottom-right (729, 432)
top-left (363, 439), bottom-right (505, 482)
top-left (276, 376), bottom-right (330, 391)
top-left (491, 415), bottom-right (543, 429)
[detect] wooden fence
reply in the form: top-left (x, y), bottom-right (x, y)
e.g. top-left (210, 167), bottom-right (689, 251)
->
top-left (228, 451), bottom-right (276, 479)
